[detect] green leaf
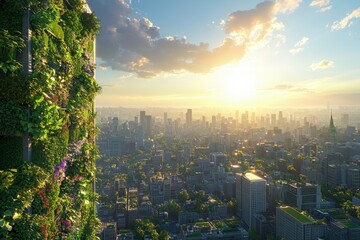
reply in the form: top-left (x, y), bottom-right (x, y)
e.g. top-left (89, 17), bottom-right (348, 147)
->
top-left (4, 210), bottom-right (12, 217)
top-left (34, 95), bottom-right (44, 103)
top-left (0, 219), bottom-right (4, 227)
top-left (13, 212), bottom-right (20, 220)
top-left (5, 223), bottom-right (12, 231)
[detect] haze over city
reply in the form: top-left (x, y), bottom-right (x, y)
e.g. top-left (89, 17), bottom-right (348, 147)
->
top-left (89, 0), bottom-right (360, 108)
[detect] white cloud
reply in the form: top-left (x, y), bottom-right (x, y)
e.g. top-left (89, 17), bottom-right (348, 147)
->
top-left (310, 0), bottom-right (332, 13)
top-left (310, 59), bottom-right (334, 70)
top-left (289, 37), bottom-right (309, 54)
top-left (310, 0), bottom-right (330, 7)
top-left (294, 37), bottom-right (309, 47)
top-left (289, 48), bottom-right (304, 54)
top-left (319, 5), bottom-right (332, 13)
top-left (88, 0), bottom-right (303, 78)
top-left (331, 7), bottom-right (360, 30)
top-left (275, 0), bottom-right (303, 14)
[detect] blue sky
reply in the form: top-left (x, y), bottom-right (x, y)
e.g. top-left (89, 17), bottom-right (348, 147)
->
top-left (88, 0), bottom-right (360, 108)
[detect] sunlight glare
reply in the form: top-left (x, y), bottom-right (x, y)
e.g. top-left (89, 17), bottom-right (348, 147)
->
top-left (219, 63), bottom-right (258, 104)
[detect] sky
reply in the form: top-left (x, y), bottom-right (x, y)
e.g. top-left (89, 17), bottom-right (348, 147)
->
top-left (87, 0), bottom-right (360, 109)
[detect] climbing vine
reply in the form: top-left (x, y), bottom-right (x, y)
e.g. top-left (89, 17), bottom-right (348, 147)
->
top-left (0, 0), bottom-right (101, 238)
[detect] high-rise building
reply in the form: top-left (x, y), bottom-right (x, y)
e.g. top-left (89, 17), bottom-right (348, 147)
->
top-left (271, 114), bottom-right (277, 127)
top-left (241, 172), bottom-right (267, 228)
top-left (140, 110), bottom-right (146, 126)
top-left (329, 112), bottom-right (337, 143)
top-left (144, 115), bottom-right (152, 137)
top-left (276, 206), bottom-right (326, 240)
top-left (164, 112), bottom-right (167, 125)
top-left (186, 109), bottom-right (192, 126)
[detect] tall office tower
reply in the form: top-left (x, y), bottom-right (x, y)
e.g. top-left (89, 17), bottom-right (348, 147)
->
top-left (341, 113), bottom-right (349, 127)
top-left (134, 116), bottom-right (139, 125)
top-left (136, 125), bottom-right (144, 148)
top-left (164, 112), bottom-right (168, 125)
top-left (112, 117), bottom-right (119, 132)
top-left (278, 111), bottom-right (283, 126)
top-left (235, 173), bottom-right (243, 216)
top-left (236, 110), bottom-right (239, 121)
top-left (140, 110), bottom-right (146, 126)
top-left (144, 115), bottom-right (152, 138)
top-left (0, 1), bottom-right (99, 238)
top-left (276, 206), bottom-right (326, 240)
top-left (329, 112), bottom-right (337, 143)
top-left (241, 172), bottom-right (266, 228)
top-left (186, 109), bottom-right (192, 126)
top-left (241, 112), bottom-right (249, 127)
top-left (271, 114), bottom-right (277, 127)
top-left (211, 115), bottom-right (216, 128)
top-left (251, 112), bottom-right (256, 125)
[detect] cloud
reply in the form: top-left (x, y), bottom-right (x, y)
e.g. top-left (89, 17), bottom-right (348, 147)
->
top-left (289, 48), bottom-right (304, 54)
top-left (99, 66), bottom-right (108, 71)
top-left (225, 1), bottom-right (276, 43)
top-left (310, 59), bottom-right (334, 70)
top-left (318, 5), bottom-right (332, 12)
top-left (88, 0), bottom-right (302, 78)
top-left (309, 0), bottom-right (332, 12)
top-left (289, 37), bottom-right (309, 54)
top-left (275, 0), bottom-right (303, 14)
top-left (331, 7), bottom-right (360, 30)
top-left (263, 84), bottom-right (312, 93)
top-left (294, 37), bottom-right (309, 47)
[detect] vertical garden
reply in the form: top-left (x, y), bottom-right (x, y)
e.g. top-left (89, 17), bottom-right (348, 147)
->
top-left (0, 0), bottom-right (101, 239)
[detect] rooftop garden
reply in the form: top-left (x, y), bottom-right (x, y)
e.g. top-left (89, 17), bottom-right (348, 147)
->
top-left (187, 232), bottom-right (202, 238)
top-left (339, 220), bottom-right (359, 229)
top-left (281, 207), bottom-right (313, 223)
top-left (194, 221), bottom-right (211, 229)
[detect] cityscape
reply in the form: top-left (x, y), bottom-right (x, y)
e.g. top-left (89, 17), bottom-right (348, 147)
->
top-left (95, 107), bottom-right (360, 239)
top-left (1, 0), bottom-right (360, 240)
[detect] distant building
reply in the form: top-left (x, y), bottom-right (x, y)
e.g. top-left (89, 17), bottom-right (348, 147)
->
top-left (186, 109), bottom-right (192, 127)
top-left (149, 176), bottom-right (165, 204)
top-left (329, 112), bottom-right (337, 143)
top-left (100, 222), bottom-right (117, 240)
top-left (276, 206), bottom-right (326, 240)
top-left (284, 183), bottom-right (321, 210)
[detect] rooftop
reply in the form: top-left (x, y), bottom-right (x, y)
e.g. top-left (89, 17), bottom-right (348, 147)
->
top-left (280, 206), bottom-right (314, 224)
top-left (338, 220), bottom-right (359, 229)
top-left (244, 172), bottom-right (265, 182)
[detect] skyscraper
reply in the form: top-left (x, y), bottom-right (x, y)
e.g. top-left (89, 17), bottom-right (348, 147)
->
top-left (140, 110), bottom-right (146, 126)
top-left (186, 109), bottom-right (192, 126)
top-left (329, 112), bottom-right (337, 143)
top-left (241, 172), bottom-right (266, 228)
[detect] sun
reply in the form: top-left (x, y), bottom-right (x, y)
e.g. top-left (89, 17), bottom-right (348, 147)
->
top-left (223, 77), bottom-right (257, 100)
top-left (217, 63), bottom-right (258, 104)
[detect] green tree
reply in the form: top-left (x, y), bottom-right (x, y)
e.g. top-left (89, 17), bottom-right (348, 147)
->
top-left (165, 200), bottom-right (182, 219)
top-left (159, 230), bottom-right (171, 240)
top-left (134, 219), bottom-right (158, 239)
top-left (227, 198), bottom-right (238, 215)
top-left (178, 189), bottom-right (189, 205)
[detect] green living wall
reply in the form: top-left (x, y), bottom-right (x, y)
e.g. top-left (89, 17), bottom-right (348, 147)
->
top-left (0, 0), bottom-right (101, 239)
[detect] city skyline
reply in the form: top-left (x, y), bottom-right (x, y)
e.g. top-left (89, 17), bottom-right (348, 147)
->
top-left (89, 0), bottom-right (360, 108)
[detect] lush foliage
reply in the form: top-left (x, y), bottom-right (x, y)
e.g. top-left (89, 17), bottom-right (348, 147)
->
top-left (0, 0), bottom-right (101, 238)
